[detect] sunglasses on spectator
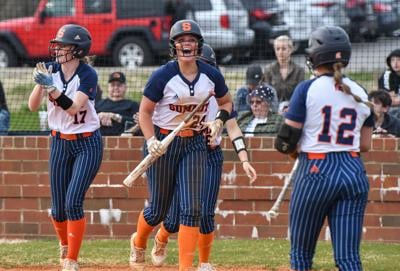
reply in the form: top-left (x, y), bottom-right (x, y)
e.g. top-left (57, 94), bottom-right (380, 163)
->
top-left (250, 99), bottom-right (263, 105)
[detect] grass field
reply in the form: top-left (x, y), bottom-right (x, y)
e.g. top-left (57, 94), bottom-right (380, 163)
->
top-left (0, 239), bottom-right (399, 270)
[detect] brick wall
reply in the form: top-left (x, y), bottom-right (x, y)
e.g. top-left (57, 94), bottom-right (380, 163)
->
top-left (0, 136), bottom-right (399, 242)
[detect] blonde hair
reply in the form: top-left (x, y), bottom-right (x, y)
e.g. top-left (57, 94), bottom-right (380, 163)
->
top-left (273, 35), bottom-right (294, 51)
top-left (333, 62), bottom-right (373, 109)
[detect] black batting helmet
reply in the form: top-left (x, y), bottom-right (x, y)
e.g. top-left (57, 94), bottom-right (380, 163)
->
top-left (169, 19), bottom-right (203, 57)
top-left (199, 43), bottom-right (217, 67)
top-left (50, 24), bottom-right (92, 58)
top-left (305, 26), bottom-right (351, 69)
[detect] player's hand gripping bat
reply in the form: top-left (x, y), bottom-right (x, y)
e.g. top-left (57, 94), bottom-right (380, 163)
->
top-left (123, 92), bottom-right (214, 187)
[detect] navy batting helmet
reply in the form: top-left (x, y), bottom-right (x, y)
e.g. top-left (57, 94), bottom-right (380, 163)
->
top-left (199, 43), bottom-right (217, 67)
top-left (305, 26), bottom-right (351, 68)
top-left (169, 19), bottom-right (203, 57)
top-left (50, 24), bottom-right (92, 58)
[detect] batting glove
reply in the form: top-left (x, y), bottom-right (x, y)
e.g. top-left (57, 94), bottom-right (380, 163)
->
top-left (205, 119), bottom-right (223, 143)
top-left (33, 62), bottom-right (56, 93)
top-left (147, 136), bottom-right (166, 158)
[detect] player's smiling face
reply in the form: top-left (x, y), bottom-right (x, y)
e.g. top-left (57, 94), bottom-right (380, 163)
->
top-left (175, 34), bottom-right (199, 60)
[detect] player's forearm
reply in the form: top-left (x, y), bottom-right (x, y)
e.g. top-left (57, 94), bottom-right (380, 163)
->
top-left (28, 85), bottom-right (45, 112)
top-left (139, 111), bottom-right (155, 140)
top-left (226, 118), bottom-right (243, 140)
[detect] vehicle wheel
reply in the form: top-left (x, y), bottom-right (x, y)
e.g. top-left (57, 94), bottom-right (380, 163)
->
top-left (112, 37), bottom-right (153, 68)
top-left (0, 42), bottom-right (18, 67)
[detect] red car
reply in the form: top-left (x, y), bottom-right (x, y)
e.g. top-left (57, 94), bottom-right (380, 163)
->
top-left (0, 0), bottom-right (172, 67)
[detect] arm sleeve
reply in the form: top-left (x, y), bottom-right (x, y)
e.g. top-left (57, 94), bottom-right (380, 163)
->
top-left (78, 68), bottom-right (98, 100)
top-left (284, 80), bottom-right (312, 123)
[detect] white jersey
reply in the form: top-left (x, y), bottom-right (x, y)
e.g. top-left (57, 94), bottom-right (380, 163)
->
top-left (46, 62), bottom-right (100, 134)
top-left (285, 75), bottom-right (374, 153)
top-left (143, 61), bottom-right (228, 131)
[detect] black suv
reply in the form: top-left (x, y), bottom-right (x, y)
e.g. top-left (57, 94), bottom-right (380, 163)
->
top-left (240, 0), bottom-right (290, 59)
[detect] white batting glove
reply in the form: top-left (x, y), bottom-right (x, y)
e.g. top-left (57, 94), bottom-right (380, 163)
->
top-left (33, 62), bottom-right (57, 93)
top-left (147, 136), bottom-right (166, 158)
top-left (203, 119), bottom-right (223, 143)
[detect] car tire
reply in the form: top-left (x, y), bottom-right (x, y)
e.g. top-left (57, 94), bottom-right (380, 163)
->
top-left (112, 37), bottom-right (153, 68)
top-left (0, 42), bottom-right (18, 67)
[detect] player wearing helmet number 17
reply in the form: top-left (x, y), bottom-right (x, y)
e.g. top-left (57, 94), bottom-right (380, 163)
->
top-left (275, 26), bottom-right (374, 271)
top-left (129, 20), bottom-right (232, 271)
top-left (28, 24), bottom-right (103, 271)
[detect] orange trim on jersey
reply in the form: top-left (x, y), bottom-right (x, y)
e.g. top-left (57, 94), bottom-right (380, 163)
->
top-left (159, 128), bottom-right (199, 137)
top-left (51, 130), bottom-right (93, 140)
top-left (306, 152), bottom-right (359, 160)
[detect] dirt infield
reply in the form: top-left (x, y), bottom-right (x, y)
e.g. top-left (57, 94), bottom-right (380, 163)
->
top-left (0, 266), bottom-right (290, 270)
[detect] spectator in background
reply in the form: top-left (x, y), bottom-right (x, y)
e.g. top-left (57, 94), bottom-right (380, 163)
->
top-left (95, 72), bottom-right (139, 136)
top-left (264, 35), bottom-right (304, 106)
top-left (378, 49), bottom-right (400, 118)
top-left (237, 84), bottom-right (283, 137)
top-left (234, 64), bottom-right (263, 113)
top-left (0, 81), bottom-right (10, 135)
top-left (369, 90), bottom-right (400, 137)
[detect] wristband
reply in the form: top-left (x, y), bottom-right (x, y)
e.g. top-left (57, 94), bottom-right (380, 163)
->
top-left (55, 93), bottom-right (73, 110)
top-left (232, 136), bottom-right (247, 154)
top-left (215, 109), bottom-right (230, 124)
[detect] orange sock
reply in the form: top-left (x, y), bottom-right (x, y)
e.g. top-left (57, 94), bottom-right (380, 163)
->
top-left (51, 218), bottom-right (68, 246)
top-left (66, 217), bottom-right (86, 261)
top-left (134, 210), bottom-right (154, 249)
top-left (157, 223), bottom-right (171, 243)
top-left (198, 232), bottom-right (214, 263)
top-left (178, 224), bottom-right (199, 271)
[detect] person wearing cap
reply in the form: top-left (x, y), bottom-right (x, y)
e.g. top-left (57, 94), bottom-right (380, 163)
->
top-left (234, 64), bottom-right (264, 113)
top-left (378, 49), bottom-right (400, 118)
top-left (95, 71), bottom-right (140, 136)
top-left (237, 84), bottom-right (283, 137)
top-left (264, 35), bottom-right (304, 104)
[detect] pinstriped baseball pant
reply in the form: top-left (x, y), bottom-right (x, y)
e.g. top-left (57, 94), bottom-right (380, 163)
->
top-left (143, 129), bottom-right (207, 227)
top-left (290, 152), bottom-right (369, 271)
top-left (163, 146), bottom-right (224, 234)
top-left (49, 130), bottom-right (103, 221)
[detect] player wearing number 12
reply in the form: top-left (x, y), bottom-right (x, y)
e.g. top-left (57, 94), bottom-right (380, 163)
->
top-left (28, 24), bottom-right (103, 271)
top-left (129, 20), bottom-right (232, 271)
top-left (275, 26), bottom-right (374, 271)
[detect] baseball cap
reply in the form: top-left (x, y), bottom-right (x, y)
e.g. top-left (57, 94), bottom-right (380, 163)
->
top-left (108, 71), bottom-right (126, 83)
top-left (246, 65), bottom-right (263, 85)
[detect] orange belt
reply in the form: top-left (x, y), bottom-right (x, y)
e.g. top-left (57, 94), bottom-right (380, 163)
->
top-left (159, 128), bottom-right (199, 138)
top-left (306, 152), bottom-right (359, 160)
top-left (51, 130), bottom-right (93, 141)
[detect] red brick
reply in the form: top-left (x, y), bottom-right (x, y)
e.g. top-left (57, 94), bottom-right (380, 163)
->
top-left (127, 186), bottom-right (148, 199)
top-left (22, 161), bottom-right (48, 172)
top-left (363, 227), bottom-right (400, 241)
top-left (23, 210), bottom-right (50, 222)
top-left (218, 225), bottom-right (253, 238)
top-left (110, 149), bottom-right (142, 161)
top-left (0, 185), bottom-right (21, 197)
top-left (4, 199), bottom-right (39, 210)
top-left (262, 137), bottom-right (274, 148)
top-left (37, 137), bottom-right (50, 148)
top-left (366, 202), bottom-right (400, 214)
top-left (14, 137), bottom-right (25, 148)
top-left (99, 161), bottom-right (129, 174)
top-left (0, 211), bottom-right (21, 222)
top-left (87, 187), bottom-right (127, 199)
top-left (0, 136), bottom-right (13, 147)
top-left (235, 187), bottom-right (270, 200)
top-left (383, 138), bottom-right (397, 151)
top-left (372, 138), bottom-right (383, 150)
top-left (0, 161), bottom-right (22, 171)
top-left (382, 164), bottom-right (400, 175)
top-left (112, 223), bottom-right (136, 237)
top-left (3, 173), bottom-right (40, 185)
top-left (218, 200), bottom-right (253, 211)
top-left (86, 223), bottom-right (111, 236)
top-left (271, 162), bottom-right (296, 174)
top-left (4, 149), bottom-right (39, 160)
top-left (5, 223), bottom-right (38, 234)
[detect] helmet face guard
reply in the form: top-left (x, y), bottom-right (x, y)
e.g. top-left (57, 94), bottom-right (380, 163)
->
top-left (305, 26), bottom-right (351, 69)
top-left (169, 20), bottom-right (204, 58)
top-left (49, 24), bottom-right (92, 62)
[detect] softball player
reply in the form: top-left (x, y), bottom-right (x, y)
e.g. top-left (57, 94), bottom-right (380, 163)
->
top-left (275, 26), bottom-right (374, 271)
top-left (129, 20), bottom-right (232, 271)
top-left (28, 24), bottom-right (103, 271)
top-left (149, 44), bottom-right (257, 271)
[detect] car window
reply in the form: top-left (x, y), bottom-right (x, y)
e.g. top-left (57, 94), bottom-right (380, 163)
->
top-left (223, 0), bottom-right (244, 10)
top-left (186, 0), bottom-right (212, 11)
top-left (240, 0), bottom-right (279, 10)
top-left (45, 0), bottom-right (75, 17)
top-left (116, 0), bottom-right (165, 18)
top-left (85, 0), bottom-right (111, 14)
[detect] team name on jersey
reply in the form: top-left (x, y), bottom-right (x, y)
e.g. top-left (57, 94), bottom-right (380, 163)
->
top-left (169, 103), bottom-right (209, 113)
